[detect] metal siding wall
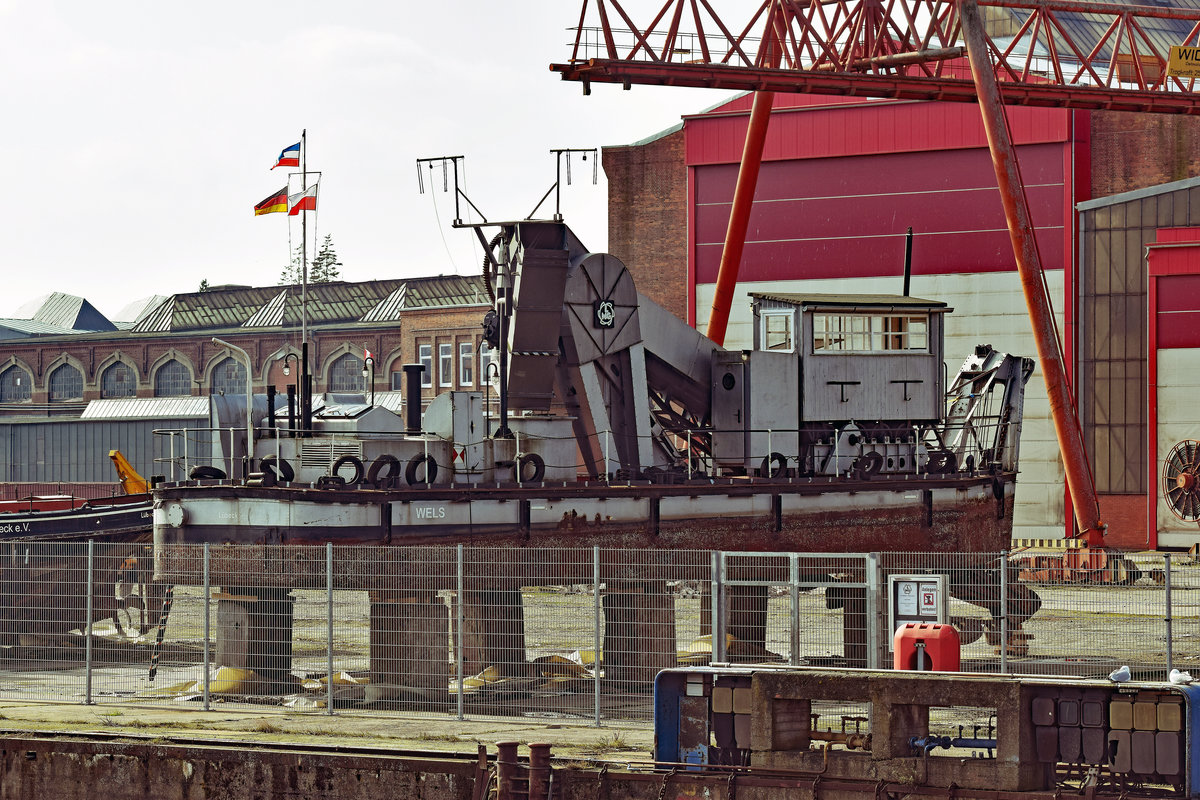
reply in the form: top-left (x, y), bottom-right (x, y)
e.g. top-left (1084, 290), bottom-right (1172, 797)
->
top-left (1077, 190), bottom-right (1200, 497)
top-left (686, 99), bottom-right (1070, 165)
top-left (0, 418), bottom-right (206, 483)
top-left (693, 143), bottom-right (1067, 284)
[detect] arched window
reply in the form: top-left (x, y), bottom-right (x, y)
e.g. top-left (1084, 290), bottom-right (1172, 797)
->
top-left (210, 356), bottom-right (247, 396)
top-left (328, 352), bottom-right (365, 393)
top-left (100, 361), bottom-right (136, 399)
top-left (154, 359), bottom-right (192, 397)
top-left (0, 366), bottom-right (31, 402)
top-left (48, 364), bottom-right (83, 402)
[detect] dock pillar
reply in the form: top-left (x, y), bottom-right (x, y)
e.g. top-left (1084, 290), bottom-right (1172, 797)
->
top-left (700, 584), bottom-right (770, 657)
top-left (216, 588), bottom-right (295, 694)
top-left (368, 591), bottom-right (449, 704)
top-left (460, 588), bottom-right (528, 678)
top-left (602, 580), bottom-right (676, 689)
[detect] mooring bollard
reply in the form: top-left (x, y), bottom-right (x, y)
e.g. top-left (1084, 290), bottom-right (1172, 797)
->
top-left (496, 741), bottom-right (521, 800)
top-left (528, 743), bottom-right (553, 800)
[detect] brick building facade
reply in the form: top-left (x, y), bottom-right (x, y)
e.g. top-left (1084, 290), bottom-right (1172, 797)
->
top-left (0, 276), bottom-right (494, 419)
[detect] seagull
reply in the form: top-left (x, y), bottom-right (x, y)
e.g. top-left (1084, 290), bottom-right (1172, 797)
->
top-left (1169, 668), bottom-right (1193, 685)
top-left (1109, 665), bottom-right (1131, 683)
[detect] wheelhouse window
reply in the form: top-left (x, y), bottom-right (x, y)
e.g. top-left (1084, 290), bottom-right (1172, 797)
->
top-left (154, 359), bottom-right (192, 397)
top-left (812, 313), bottom-right (928, 353)
top-left (210, 356), bottom-right (247, 396)
top-left (48, 364), bottom-right (84, 402)
top-left (761, 310), bottom-right (794, 352)
top-left (459, 341), bottom-right (474, 386)
top-left (328, 352), bottom-right (365, 393)
top-left (100, 361), bottom-right (136, 398)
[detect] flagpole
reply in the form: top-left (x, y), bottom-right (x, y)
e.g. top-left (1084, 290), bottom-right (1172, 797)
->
top-left (300, 128), bottom-right (312, 434)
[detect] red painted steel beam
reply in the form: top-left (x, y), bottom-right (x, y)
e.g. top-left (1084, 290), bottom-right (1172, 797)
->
top-left (553, 60), bottom-right (1200, 114)
top-left (960, 0), bottom-right (1104, 545)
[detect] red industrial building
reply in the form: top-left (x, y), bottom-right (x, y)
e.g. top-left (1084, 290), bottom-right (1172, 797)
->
top-left (605, 92), bottom-right (1200, 550)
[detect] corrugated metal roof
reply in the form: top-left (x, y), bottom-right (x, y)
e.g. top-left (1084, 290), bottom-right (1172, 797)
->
top-left (400, 275), bottom-right (491, 308)
top-left (131, 296), bottom-right (175, 333)
top-left (113, 295), bottom-right (168, 324)
top-left (361, 285), bottom-right (407, 323)
top-left (1078, 174), bottom-right (1200, 211)
top-left (28, 292), bottom-right (116, 332)
top-left (80, 397), bottom-right (210, 420)
top-left (0, 318), bottom-right (79, 335)
top-left (751, 292), bottom-right (947, 308)
top-left (129, 276), bottom-right (492, 334)
top-left (994, 0), bottom-right (1200, 63)
top-left (243, 290), bottom-right (288, 328)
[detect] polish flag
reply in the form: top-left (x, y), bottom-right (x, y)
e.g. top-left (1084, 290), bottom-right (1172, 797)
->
top-left (287, 184), bottom-right (318, 216)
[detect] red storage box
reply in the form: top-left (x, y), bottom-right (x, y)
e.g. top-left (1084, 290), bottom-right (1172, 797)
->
top-left (893, 622), bottom-right (960, 671)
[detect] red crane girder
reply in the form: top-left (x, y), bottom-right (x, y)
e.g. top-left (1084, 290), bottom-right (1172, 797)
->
top-left (551, 0), bottom-right (1200, 114)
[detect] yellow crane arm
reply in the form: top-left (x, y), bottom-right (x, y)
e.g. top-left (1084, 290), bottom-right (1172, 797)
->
top-left (108, 449), bottom-right (148, 495)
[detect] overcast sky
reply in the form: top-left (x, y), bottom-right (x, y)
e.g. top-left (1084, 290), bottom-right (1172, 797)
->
top-left (0, 2), bottom-right (735, 320)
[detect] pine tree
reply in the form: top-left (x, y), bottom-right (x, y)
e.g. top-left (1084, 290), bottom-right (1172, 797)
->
top-left (310, 235), bottom-right (342, 283)
top-left (279, 236), bottom-right (342, 285)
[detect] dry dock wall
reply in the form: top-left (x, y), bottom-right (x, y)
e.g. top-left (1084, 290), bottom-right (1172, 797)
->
top-left (0, 736), bottom-right (478, 800)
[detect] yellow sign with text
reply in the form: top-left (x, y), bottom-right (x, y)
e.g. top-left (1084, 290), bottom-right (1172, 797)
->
top-left (1168, 46), bottom-right (1200, 78)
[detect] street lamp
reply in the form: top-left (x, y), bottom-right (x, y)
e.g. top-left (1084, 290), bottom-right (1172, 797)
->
top-left (361, 355), bottom-right (375, 407)
top-left (281, 352), bottom-right (300, 377)
top-left (212, 337), bottom-right (254, 479)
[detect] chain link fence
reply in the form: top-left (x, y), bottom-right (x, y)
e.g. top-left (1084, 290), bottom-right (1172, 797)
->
top-left (0, 543), bottom-right (1192, 722)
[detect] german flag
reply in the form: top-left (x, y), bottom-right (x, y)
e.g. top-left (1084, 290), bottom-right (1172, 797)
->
top-left (254, 186), bottom-right (288, 216)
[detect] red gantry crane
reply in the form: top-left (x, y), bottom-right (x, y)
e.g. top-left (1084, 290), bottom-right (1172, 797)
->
top-left (551, 0), bottom-right (1200, 552)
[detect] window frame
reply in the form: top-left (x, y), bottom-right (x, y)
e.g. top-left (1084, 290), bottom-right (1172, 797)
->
top-left (100, 361), bottom-right (136, 399)
top-left (418, 344), bottom-right (433, 387)
top-left (48, 363), bottom-right (84, 403)
top-left (154, 359), bottom-right (193, 397)
top-left (811, 312), bottom-right (930, 354)
top-left (438, 343), bottom-right (453, 388)
top-left (459, 341), bottom-right (475, 386)
top-left (760, 310), bottom-right (795, 353)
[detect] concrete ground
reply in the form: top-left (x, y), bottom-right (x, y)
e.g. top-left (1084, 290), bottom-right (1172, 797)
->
top-left (0, 698), bottom-right (656, 763)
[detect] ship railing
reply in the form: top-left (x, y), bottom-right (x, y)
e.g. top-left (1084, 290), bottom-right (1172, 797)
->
top-left (150, 413), bottom-right (1022, 487)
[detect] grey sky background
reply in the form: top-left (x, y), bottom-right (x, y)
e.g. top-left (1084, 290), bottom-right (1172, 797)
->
top-left (0, 2), bottom-right (735, 319)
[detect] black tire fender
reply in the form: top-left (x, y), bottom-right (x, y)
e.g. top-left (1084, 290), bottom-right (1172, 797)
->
top-left (759, 452), bottom-right (787, 478)
top-left (188, 465), bottom-right (227, 480)
top-left (405, 453), bottom-right (438, 485)
top-left (367, 454), bottom-right (401, 487)
top-left (513, 453), bottom-right (546, 484)
top-left (331, 455), bottom-right (364, 485)
top-left (259, 455), bottom-right (295, 483)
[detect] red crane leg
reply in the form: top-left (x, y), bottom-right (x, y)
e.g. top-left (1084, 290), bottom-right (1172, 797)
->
top-left (960, 0), bottom-right (1105, 546)
top-left (705, 89), bottom-right (774, 346)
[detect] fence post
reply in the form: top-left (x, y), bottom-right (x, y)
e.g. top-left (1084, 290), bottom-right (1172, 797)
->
top-left (85, 540), bottom-right (94, 705)
top-left (866, 552), bottom-right (881, 669)
top-left (1166, 553), bottom-right (1174, 676)
top-left (457, 543), bottom-right (465, 721)
top-left (326, 542), bottom-right (334, 715)
top-left (593, 546), bottom-right (602, 727)
top-left (1000, 550), bottom-right (1009, 674)
top-left (203, 542), bottom-right (211, 711)
top-left (712, 551), bottom-right (726, 663)
top-left (789, 553), bottom-right (800, 666)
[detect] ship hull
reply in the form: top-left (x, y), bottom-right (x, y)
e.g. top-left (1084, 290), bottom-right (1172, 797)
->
top-left (154, 473), bottom-right (1015, 559)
